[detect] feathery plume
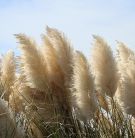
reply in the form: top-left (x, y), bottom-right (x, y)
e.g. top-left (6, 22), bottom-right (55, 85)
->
top-left (42, 35), bottom-right (69, 104)
top-left (15, 34), bottom-right (48, 92)
top-left (91, 35), bottom-right (118, 97)
top-left (115, 43), bottom-right (135, 116)
top-left (1, 50), bottom-right (15, 101)
top-left (41, 35), bottom-right (64, 87)
top-left (116, 42), bottom-right (134, 76)
top-left (44, 27), bottom-right (74, 117)
top-left (72, 51), bottom-right (97, 120)
top-left (46, 26), bottom-right (73, 85)
top-left (115, 55), bottom-right (135, 116)
top-left (9, 74), bottom-right (26, 112)
top-left (117, 42), bottom-right (134, 62)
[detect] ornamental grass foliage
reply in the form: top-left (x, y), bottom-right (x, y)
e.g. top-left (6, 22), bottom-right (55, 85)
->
top-left (0, 26), bottom-right (135, 138)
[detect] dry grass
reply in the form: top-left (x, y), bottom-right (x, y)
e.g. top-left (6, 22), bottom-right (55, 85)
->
top-left (0, 27), bottom-right (135, 138)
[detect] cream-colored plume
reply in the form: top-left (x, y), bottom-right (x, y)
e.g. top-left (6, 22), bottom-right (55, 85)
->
top-left (91, 35), bottom-right (118, 97)
top-left (117, 42), bottom-right (134, 62)
top-left (41, 35), bottom-right (70, 108)
top-left (115, 56), bottom-right (135, 116)
top-left (115, 42), bottom-right (135, 116)
top-left (9, 74), bottom-right (26, 113)
top-left (1, 50), bottom-right (15, 101)
top-left (46, 26), bottom-right (73, 85)
top-left (44, 27), bottom-right (74, 115)
top-left (41, 35), bottom-right (64, 88)
top-left (0, 98), bottom-right (24, 138)
top-left (15, 34), bottom-right (48, 92)
top-left (116, 42), bottom-right (134, 76)
top-left (72, 51), bottom-right (97, 120)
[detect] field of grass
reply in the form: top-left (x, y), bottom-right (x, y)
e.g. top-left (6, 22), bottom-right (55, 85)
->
top-left (0, 27), bottom-right (135, 138)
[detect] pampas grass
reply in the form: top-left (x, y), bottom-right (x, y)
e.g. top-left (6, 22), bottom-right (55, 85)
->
top-left (115, 42), bottom-right (135, 116)
top-left (117, 41), bottom-right (134, 62)
top-left (15, 34), bottom-right (48, 92)
top-left (71, 51), bottom-right (97, 120)
top-left (43, 27), bottom-right (74, 120)
top-left (42, 35), bottom-right (64, 88)
top-left (0, 98), bottom-right (23, 138)
top-left (116, 55), bottom-right (135, 117)
top-left (91, 35), bottom-right (118, 97)
top-left (116, 42), bottom-right (134, 76)
top-left (9, 75), bottom-right (25, 113)
top-left (0, 27), bottom-right (135, 137)
top-left (0, 50), bottom-right (15, 101)
top-left (46, 26), bottom-right (73, 84)
top-left (41, 35), bottom-right (67, 107)
top-left (15, 34), bottom-right (55, 122)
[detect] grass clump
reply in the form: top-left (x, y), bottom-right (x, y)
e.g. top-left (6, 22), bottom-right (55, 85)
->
top-left (0, 26), bottom-right (135, 138)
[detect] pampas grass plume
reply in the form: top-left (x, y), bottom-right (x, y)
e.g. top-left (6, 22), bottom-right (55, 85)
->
top-left (41, 35), bottom-right (64, 87)
top-left (15, 34), bottom-right (48, 92)
top-left (117, 41), bottom-right (134, 62)
top-left (91, 35), bottom-right (118, 97)
top-left (72, 51), bottom-right (97, 120)
top-left (115, 56), bottom-right (135, 116)
top-left (1, 50), bottom-right (15, 101)
top-left (46, 26), bottom-right (73, 84)
top-left (116, 42), bottom-right (134, 76)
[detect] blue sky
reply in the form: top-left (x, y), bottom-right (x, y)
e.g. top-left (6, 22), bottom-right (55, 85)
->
top-left (0, 0), bottom-right (135, 56)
